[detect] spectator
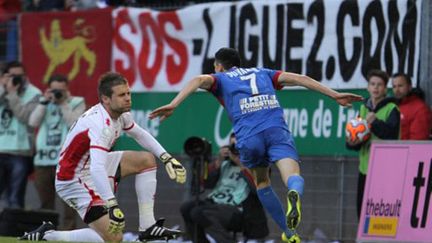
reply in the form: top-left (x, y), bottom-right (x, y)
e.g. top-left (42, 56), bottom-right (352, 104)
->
top-left (346, 69), bottom-right (400, 218)
top-left (391, 73), bottom-right (432, 140)
top-left (0, 0), bottom-right (21, 23)
top-left (28, 74), bottom-right (85, 229)
top-left (180, 133), bottom-right (268, 243)
top-left (65, 0), bottom-right (101, 11)
top-left (0, 61), bottom-right (41, 208)
top-left (23, 0), bottom-right (64, 11)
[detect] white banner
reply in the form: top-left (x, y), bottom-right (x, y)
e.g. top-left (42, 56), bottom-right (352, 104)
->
top-left (112, 0), bottom-right (421, 91)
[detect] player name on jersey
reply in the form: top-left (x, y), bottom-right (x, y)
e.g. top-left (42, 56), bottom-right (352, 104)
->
top-left (226, 67), bottom-right (259, 78)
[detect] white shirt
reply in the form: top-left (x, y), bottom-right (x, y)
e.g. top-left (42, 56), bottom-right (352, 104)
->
top-left (56, 103), bottom-right (166, 201)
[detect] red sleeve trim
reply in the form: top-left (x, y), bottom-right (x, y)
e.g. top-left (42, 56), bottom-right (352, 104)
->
top-left (217, 97), bottom-right (225, 107)
top-left (123, 123), bottom-right (135, 131)
top-left (208, 75), bottom-right (218, 92)
top-left (272, 71), bottom-right (283, 90)
top-left (90, 145), bottom-right (110, 152)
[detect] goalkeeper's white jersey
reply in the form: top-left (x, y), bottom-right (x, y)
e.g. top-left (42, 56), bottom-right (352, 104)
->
top-left (56, 103), bottom-right (135, 182)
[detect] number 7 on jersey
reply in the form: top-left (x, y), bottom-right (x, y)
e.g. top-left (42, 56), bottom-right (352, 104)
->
top-left (240, 73), bottom-right (259, 95)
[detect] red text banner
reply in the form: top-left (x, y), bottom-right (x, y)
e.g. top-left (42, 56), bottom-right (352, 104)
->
top-left (112, 0), bottom-right (421, 92)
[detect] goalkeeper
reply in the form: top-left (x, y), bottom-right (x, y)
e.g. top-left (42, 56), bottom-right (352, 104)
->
top-left (20, 72), bottom-right (186, 243)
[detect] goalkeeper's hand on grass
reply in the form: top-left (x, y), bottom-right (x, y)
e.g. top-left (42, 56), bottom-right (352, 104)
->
top-left (160, 152), bottom-right (186, 184)
top-left (106, 198), bottom-right (125, 234)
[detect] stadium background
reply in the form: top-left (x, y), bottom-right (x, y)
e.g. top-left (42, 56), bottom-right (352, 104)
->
top-left (1, 0), bottom-right (432, 242)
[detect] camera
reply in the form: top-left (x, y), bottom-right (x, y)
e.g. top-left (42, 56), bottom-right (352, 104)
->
top-left (229, 143), bottom-right (239, 155)
top-left (9, 75), bottom-right (26, 94)
top-left (11, 75), bottom-right (24, 87)
top-left (50, 89), bottom-right (64, 99)
top-left (184, 136), bottom-right (212, 159)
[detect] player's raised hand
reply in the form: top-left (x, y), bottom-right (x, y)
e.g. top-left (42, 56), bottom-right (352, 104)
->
top-left (334, 93), bottom-right (363, 107)
top-left (149, 104), bottom-right (175, 122)
top-left (160, 152), bottom-right (186, 184)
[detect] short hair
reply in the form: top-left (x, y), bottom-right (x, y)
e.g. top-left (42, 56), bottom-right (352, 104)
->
top-left (48, 74), bottom-right (68, 86)
top-left (3, 61), bottom-right (25, 74)
top-left (367, 69), bottom-right (389, 86)
top-left (391, 72), bottom-right (412, 86)
top-left (214, 48), bottom-right (241, 70)
top-left (98, 72), bottom-right (128, 100)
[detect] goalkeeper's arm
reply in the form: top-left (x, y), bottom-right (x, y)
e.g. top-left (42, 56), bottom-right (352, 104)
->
top-left (123, 119), bottom-right (186, 183)
top-left (124, 122), bottom-right (166, 156)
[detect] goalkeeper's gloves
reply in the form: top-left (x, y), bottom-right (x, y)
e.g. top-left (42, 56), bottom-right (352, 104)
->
top-left (106, 198), bottom-right (125, 234)
top-left (160, 152), bottom-right (186, 184)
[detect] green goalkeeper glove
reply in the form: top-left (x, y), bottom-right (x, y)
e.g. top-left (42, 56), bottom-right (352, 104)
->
top-left (160, 152), bottom-right (186, 184)
top-left (106, 198), bottom-right (125, 234)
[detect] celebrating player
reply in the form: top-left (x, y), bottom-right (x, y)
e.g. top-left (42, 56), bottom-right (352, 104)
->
top-left (150, 47), bottom-right (362, 243)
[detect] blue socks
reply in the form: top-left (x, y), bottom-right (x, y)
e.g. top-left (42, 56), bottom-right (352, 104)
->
top-left (287, 175), bottom-right (304, 196)
top-left (256, 175), bottom-right (305, 239)
top-left (257, 186), bottom-right (289, 234)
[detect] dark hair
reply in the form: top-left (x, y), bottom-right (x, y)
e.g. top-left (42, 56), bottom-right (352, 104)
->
top-left (214, 48), bottom-right (241, 70)
top-left (98, 72), bottom-right (128, 100)
top-left (48, 74), bottom-right (69, 86)
top-left (4, 61), bottom-right (25, 74)
top-left (367, 69), bottom-right (389, 85)
top-left (391, 72), bottom-right (412, 86)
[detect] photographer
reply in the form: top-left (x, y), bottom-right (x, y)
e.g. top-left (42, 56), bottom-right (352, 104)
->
top-left (180, 133), bottom-right (268, 242)
top-left (29, 74), bottom-right (85, 229)
top-left (0, 61), bottom-right (41, 208)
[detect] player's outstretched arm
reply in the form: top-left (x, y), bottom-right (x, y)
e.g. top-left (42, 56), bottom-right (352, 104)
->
top-left (149, 75), bottom-right (214, 121)
top-left (277, 72), bottom-right (363, 107)
top-left (333, 92), bottom-right (363, 107)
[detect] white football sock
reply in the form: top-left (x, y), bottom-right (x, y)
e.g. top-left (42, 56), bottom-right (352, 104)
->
top-left (136, 167), bottom-right (157, 231)
top-left (44, 228), bottom-right (104, 242)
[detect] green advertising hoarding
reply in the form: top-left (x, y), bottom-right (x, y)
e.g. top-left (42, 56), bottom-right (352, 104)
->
top-left (114, 89), bottom-right (369, 156)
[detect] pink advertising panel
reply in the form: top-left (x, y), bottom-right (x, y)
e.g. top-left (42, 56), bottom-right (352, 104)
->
top-left (357, 141), bottom-right (432, 242)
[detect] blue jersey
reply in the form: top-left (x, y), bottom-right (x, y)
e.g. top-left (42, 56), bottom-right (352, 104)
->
top-left (209, 67), bottom-right (287, 142)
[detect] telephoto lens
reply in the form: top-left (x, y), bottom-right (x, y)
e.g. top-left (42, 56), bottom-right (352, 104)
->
top-left (184, 137), bottom-right (211, 158)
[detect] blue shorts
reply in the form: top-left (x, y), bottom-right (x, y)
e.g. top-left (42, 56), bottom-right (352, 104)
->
top-left (236, 127), bottom-right (299, 168)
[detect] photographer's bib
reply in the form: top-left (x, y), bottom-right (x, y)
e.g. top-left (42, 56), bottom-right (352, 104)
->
top-left (35, 96), bottom-right (84, 166)
top-left (208, 160), bottom-right (250, 206)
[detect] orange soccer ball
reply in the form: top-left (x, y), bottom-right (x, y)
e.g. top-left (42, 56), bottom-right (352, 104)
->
top-left (345, 117), bottom-right (371, 142)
